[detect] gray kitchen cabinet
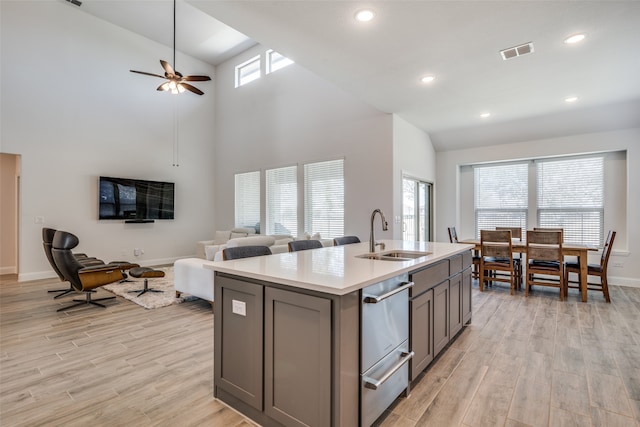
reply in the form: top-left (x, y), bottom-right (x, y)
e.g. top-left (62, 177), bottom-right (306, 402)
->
top-left (433, 280), bottom-right (450, 355)
top-left (462, 267), bottom-right (472, 324)
top-left (409, 250), bottom-right (472, 379)
top-left (409, 288), bottom-right (433, 381)
top-left (214, 275), bottom-right (264, 411)
top-left (449, 272), bottom-right (462, 337)
top-left (264, 287), bottom-right (332, 427)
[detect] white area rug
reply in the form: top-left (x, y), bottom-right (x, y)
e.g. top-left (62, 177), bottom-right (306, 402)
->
top-left (103, 267), bottom-right (196, 309)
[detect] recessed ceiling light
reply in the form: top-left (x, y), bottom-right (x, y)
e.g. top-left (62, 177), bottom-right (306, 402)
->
top-left (565, 96), bottom-right (578, 103)
top-left (420, 75), bottom-right (435, 84)
top-left (480, 112), bottom-right (491, 118)
top-left (564, 33), bottom-right (586, 44)
top-left (355, 9), bottom-right (375, 22)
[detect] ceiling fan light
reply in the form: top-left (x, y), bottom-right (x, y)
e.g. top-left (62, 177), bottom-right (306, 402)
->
top-left (160, 82), bottom-right (171, 91)
top-left (177, 84), bottom-right (186, 94)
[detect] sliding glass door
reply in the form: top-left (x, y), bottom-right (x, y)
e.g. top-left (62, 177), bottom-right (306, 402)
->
top-left (402, 177), bottom-right (432, 242)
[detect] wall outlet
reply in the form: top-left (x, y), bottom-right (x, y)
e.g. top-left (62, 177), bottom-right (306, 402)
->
top-left (612, 261), bottom-right (624, 268)
top-left (134, 248), bottom-right (142, 256)
top-left (34, 216), bottom-right (45, 224)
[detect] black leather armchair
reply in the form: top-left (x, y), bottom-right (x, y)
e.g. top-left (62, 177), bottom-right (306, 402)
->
top-left (52, 230), bottom-right (137, 311)
top-left (42, 227), bottom-right (104, 298)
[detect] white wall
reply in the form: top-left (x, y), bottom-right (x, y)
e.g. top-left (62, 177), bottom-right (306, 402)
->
top-left (436, 128), bottom-right (640, 286)
top-left (1, 1), bottom-right (217, 280)
top-left (213, 44), bottom-right (394, 241)
top-left (392, 115), bottom-right (437, 239)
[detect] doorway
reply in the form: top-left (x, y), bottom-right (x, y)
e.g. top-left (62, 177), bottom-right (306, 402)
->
top-left (1, 153), bottom-right (21, 276)
top-left (402, 176), bottom-right (432, 242)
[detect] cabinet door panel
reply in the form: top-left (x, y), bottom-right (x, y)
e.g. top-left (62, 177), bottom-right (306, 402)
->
top-left (450, 273), bottom-right (462, 337)
top-left (433, 281), bottom-right (450, 356)
top-left (462, 267), bottom-right (472, 324)
top-left (410, 289), bottom-right (433, 381)
top-left (214, 276), bottom-right (264, 410)
top-left (265, 287), bottom-right (332, 427)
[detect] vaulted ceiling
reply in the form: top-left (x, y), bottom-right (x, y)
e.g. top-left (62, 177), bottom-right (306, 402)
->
top-left (74, 0), bottom-right (640, 151)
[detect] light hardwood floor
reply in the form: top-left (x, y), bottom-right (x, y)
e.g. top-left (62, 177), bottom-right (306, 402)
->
top-left (1, 274), bottom-right (639, 427)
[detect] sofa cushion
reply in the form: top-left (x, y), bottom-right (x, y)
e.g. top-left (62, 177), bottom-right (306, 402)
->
top-left (213, 230), bottom-right (231, 245)
top-left (230, 231), bottom-right (249, 239)
top-left (231, 227), bottom-right (256, 235)
top-left (204, 244), bottom-right (223, 261)
top-left (274, 237), bottom-right (293, 246)
top-left (226, 235), bottom-right (276, 248)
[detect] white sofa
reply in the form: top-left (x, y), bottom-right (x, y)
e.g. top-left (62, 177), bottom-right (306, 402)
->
top-left (175, 233), bottom-right (334, 310)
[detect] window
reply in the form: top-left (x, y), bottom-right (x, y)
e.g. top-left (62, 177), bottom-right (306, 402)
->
top-left (266, 49), bottom-right (294, 74)
top-left (304, 159), bottom-right (344, 238)
top-left (536, 156), bottom-right (603, 245)
top-left (234, 171), bottom-right (260, 230)
top-left (474, 163), bottom-right (528, 239)
top-left (266, 165), bottom-right (297, 236)
top-left (235, 55), bottom-right (261, 88)
top-left (403, 177), bottom-right (432, 241)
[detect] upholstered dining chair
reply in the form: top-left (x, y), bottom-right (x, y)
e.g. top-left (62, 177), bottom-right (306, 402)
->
top-left (526, 230), bottom-right (565, 300)
top-left (333, 236), bottom-right (361, 246)
top-left (448, 226), bottom-right (480, 279)
top-left (479, 230), bottom-right (517, 294)
top-left (222, 245), bottom-right (272, 260)
top-left (564, 230), bottom-right (616, 302)
top-left (288, 239), bottom-right (323, 252)
top-left (51, 230), bottom-right (137, 311)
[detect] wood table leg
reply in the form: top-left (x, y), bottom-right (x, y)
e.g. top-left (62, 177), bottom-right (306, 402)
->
top-left (580, 249), bottom-right (588, 302)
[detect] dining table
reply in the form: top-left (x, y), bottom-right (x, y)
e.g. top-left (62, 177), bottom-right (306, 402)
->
top-left (459, 238), bottom-right (597, 302)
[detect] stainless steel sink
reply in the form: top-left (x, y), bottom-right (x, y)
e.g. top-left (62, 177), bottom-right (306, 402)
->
top-left (356, 250), bottom-right (432, 261)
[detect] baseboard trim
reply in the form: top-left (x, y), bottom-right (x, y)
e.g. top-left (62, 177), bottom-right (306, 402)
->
top-left (17, 257), bottom-right (183, 282)
top-left (610, 276), bottom-right (640, 288)
top-left (0, 266), bottom-right (17, 275)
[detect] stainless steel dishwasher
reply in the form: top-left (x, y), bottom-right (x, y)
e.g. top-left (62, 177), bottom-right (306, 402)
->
top-left (360, 274), bottom-right (414, 427)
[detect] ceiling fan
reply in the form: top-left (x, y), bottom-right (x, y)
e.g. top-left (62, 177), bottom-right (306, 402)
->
top-left (130, 0), bottom-right (211, 95)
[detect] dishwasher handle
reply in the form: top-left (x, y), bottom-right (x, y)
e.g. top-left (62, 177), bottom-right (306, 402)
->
top-left (363, 281), bottom-right (414, 304)
top-left (363, 351), bottom-right (414, 390)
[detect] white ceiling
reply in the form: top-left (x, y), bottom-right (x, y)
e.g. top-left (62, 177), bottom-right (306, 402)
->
top-left (71, 0), bottom-right (640, 151)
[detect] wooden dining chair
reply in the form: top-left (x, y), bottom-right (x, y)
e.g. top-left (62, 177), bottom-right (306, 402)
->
top-left (479, 230), bottom-right (517, 294)
top-left (448, 226), bottom-right (480, 279)
top-left (526, 230), bottom-right (565, 300)
top-left (496, 227), bottom-right (523, 289)
top-left (564, 230), bottom-right (616, 303)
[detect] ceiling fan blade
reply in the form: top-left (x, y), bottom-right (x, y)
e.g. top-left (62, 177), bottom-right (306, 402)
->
top-left (183, 75), bottom-right (212, 82)
top-left (179, 83), bottom-right (204, 96)
top-left (130, 70), bottom-right (166, 79)
top-left (160, 60), bottom-right (175, 77)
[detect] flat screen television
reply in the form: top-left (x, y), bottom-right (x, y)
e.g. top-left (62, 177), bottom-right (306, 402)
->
top-left (99, 176), bottom-right (174, 221)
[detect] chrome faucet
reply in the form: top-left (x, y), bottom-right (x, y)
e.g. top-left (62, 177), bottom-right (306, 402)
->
top-left (369, 209), bottom-right (388, 252)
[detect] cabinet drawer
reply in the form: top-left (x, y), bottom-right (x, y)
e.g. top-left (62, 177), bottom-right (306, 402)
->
top-left (410, 259), bottom-right (449, 296)
top-left (450, 254), bottom-right (463, 275)
top-left (462, 250), bottom-right (472, 270)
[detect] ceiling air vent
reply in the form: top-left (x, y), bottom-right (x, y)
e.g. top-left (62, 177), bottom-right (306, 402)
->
top-left (500, 42), bottom-right (534, 60)
top-left (65, 0), bottom-right (82, 6)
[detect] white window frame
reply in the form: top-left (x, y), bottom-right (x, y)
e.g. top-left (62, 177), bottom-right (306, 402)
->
top-left (235, 55), bottom-right (261, 88)
top-left (266, 49), bottom-right (294, 74)
top-left (234, 171), bottom-right (261, 231)
top-left (304, 159), bottom-right (344, 239)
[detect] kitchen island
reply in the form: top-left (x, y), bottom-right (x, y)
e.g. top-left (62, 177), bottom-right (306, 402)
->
top-left (208, 240), bottom-right (473, 427)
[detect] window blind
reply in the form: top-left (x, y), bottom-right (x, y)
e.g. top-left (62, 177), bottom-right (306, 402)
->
top-left (266, 166), bottom-right (297, 236)
top-left (537, 156), bottom-right (603, 246)
top-left (474, 163), bottom-right (528, 239)
top-left (234, 171), bottom-right (260, 230)
top-left (304, 159), bottom-right (344, 238)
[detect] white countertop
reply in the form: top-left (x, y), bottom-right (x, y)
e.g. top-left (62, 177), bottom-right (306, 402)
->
top-left (208, 240), bottom-right (474, 295)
